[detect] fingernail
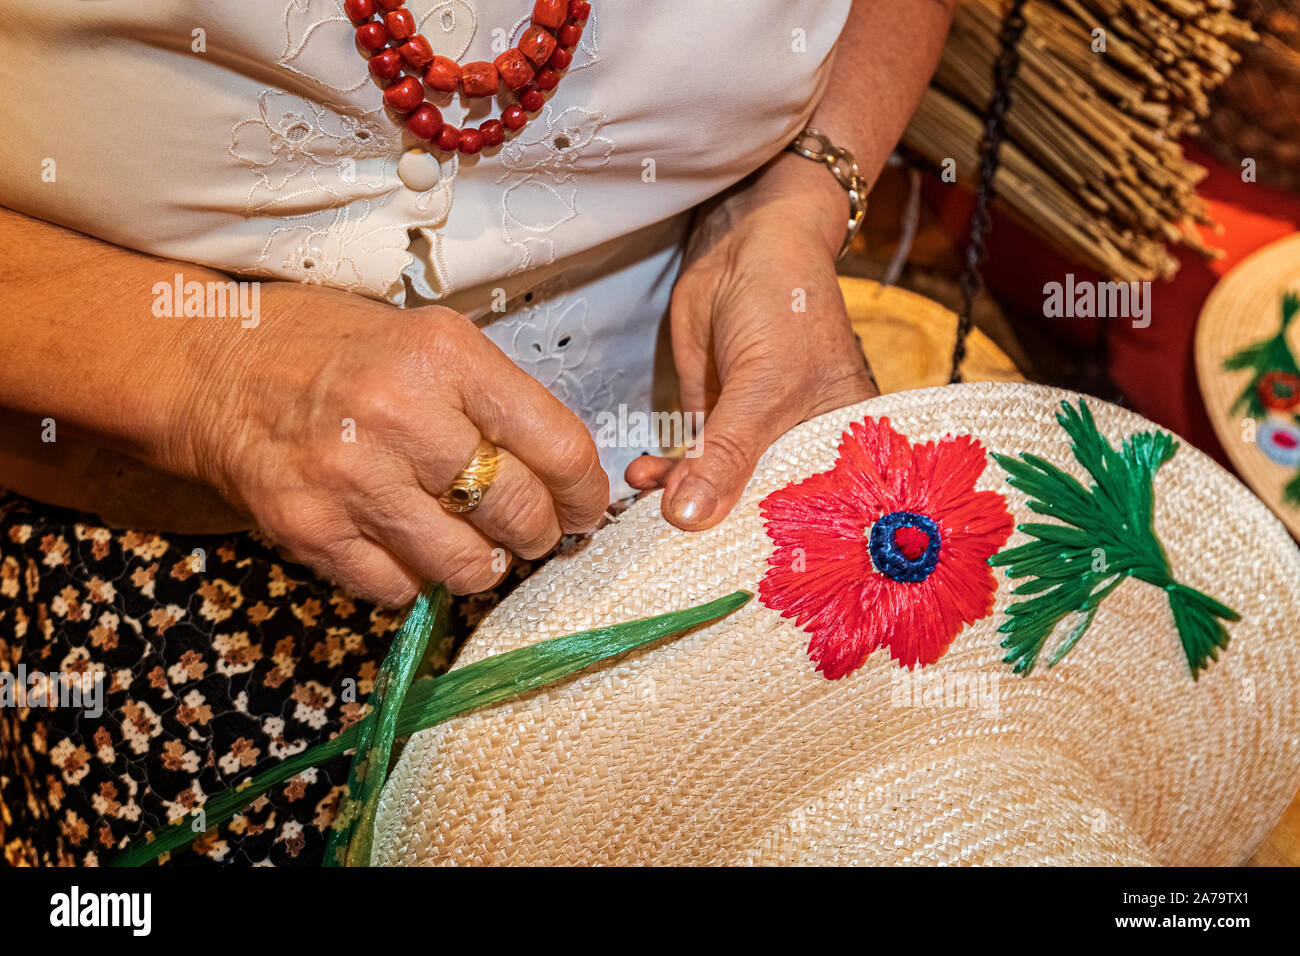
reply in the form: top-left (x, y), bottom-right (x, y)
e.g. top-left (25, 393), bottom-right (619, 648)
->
top-left (667, 477), bottom-right (718, 527)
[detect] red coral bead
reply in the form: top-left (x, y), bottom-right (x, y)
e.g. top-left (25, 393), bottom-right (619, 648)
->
top-left (479, 119), bottom-right (505, 147)
top-left (406, 103), bottom-right (443, 139)
top-left (534, 66), bottom-right (560, 91)
top-left (376, 0), bottom-right (404, 10)
top-left (423, 56), bottom-right (461, 93)
top-left (355, 21), bottom-right (389, 51)
top-left (460, 61), bottom-right (500, 98)
top-left (399, 35), bottom-right (433, 69)
top-left (547, 46), bottom-right (573, 70)
top-left (568, 1), bottom-right (591, 20)
top-left (557, 20), bottom-right (583, 46)
top-left (458, 129), bottom-right (486, 155)
top-left (532, 0), bottom-right (567, 30)
top-left (344, 0), bottom-right (376, 23)
top-left (433, 124), bottom-right (461, 151)
top-left (501, 104), bottom-right (527, 131)
top-left (519, 85), bottom-right (545, 112)
top-left (368, 47), bottom-right (404, 81)
top-left (383, 76), bottom-right (425, 112)
top-left (519, 25), bottom-right (558, 66)
top-left (493, 49), bottom-right (535, 91)
top-left (384, 8), bottom-right (416, 40)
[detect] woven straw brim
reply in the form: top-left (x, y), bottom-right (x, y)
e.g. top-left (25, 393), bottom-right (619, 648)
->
top-left (374, 382), bottom-right (1300, 866)
top-left (1195, 232), bottom-right (1300, 539)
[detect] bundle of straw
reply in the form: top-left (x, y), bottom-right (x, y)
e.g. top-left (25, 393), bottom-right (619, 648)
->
top-left (901, 0), bottom-right (1256, 282)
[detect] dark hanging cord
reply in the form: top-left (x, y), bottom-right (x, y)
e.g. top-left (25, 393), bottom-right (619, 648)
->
top-left (950, 0), bottom-right (1030, 384)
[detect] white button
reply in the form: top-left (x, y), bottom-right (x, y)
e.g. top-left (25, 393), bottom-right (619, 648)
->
top-left (397, 149), bottom-right (442, 191)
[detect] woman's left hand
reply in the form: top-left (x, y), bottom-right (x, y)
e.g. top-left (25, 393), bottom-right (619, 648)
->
top-left (626, 160), bottom-right (878, 529)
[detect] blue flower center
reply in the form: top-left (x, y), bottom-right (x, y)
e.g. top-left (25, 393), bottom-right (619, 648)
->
top-left (868, 511), bottom-right (942, 583)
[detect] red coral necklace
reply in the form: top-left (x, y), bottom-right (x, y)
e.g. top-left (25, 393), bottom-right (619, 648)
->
top-left (345, 0), bottom-right (591, 155)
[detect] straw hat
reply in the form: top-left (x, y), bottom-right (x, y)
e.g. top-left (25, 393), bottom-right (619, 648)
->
top-left (1196, 232), bottom-right (1300, 539)
top-left (373, 382), bottom-right (1300, 866)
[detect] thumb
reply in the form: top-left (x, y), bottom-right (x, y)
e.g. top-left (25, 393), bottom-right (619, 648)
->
top-left (661, 372), bottom-right (796, 531)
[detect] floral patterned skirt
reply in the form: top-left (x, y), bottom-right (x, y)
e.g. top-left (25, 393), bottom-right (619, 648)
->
top-left (0, 489), bottom-right (528, 866)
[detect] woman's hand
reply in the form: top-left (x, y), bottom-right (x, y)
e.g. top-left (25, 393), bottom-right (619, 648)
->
top-left (172, 283), bottom-right (608, 606)
top-left (626, 0), bottom-right (956, 530)
top-left (0, 207), bottom-right (605, 608)
top-left (626, 158), bottom-right (877, 529)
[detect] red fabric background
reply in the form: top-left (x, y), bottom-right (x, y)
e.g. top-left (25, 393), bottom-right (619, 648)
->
top-left (928, 143), bottom-right (1300, 466)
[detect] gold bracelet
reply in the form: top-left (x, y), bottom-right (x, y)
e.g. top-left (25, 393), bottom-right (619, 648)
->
top-left (786, 127), bottom-right (870, 262)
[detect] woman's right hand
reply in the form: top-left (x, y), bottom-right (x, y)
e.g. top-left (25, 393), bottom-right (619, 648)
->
top-left (167, 282), bottom-right (608, 607)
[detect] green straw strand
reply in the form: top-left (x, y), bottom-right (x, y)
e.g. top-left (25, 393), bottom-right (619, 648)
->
top-left (325, 584), bottom-right (446, 867)
top-left (109, 589), bottom-right (752, 867)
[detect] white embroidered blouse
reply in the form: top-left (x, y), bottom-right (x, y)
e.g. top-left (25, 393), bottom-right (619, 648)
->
top-left (0, 0), bottom-right (851, 495)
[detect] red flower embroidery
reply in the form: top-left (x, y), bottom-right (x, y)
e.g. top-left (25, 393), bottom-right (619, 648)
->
top-left (759, 417), bottom-right (1014, 679)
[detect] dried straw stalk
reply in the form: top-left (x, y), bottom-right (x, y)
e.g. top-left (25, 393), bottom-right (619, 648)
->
top-left (902, 0), bottom-right (1255, 282)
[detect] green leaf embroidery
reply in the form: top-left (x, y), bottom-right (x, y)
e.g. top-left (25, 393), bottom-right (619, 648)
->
top-left (1222, 291), bottom-right (1300, 420)
top-left (1286, 470), bottom-right (1300, 509)
top-left (989, 400), bottom-right (1239, 678)
top-left (1221, 292), bottom-right (1300, 504)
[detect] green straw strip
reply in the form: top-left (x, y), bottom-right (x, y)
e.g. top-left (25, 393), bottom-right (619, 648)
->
top-left (110, 589), bottom-right (752, 867)
top-left (326, 584), bottom-right (446, 867)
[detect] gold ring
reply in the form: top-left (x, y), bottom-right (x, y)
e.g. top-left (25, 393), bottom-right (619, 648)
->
top-left (438, 440), bottom-right (502, 514)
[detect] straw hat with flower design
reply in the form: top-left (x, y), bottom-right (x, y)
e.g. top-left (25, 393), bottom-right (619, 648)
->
top-left (370, 381), bottom-right (1300, 866)
top-left (1196, 232), bottom-right (1300, 541)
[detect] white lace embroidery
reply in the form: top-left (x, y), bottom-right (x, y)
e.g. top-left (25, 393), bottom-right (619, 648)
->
top-left (229, 1), bottom-right (616, 405)
top-left (493, 13), bottom-right (609, 277)
top-left (279, 0), bottom-right (477, 94)
top-left (496, 103), bottom-right (614, 276)
top-left (494, 282), bottom-right (623, 425)
top-left (230, 0), bottom-right (610, 304)
top-left (229, 90), bottom-right (398, 215)
top-left (227, 0), bottom-right (476, 296)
